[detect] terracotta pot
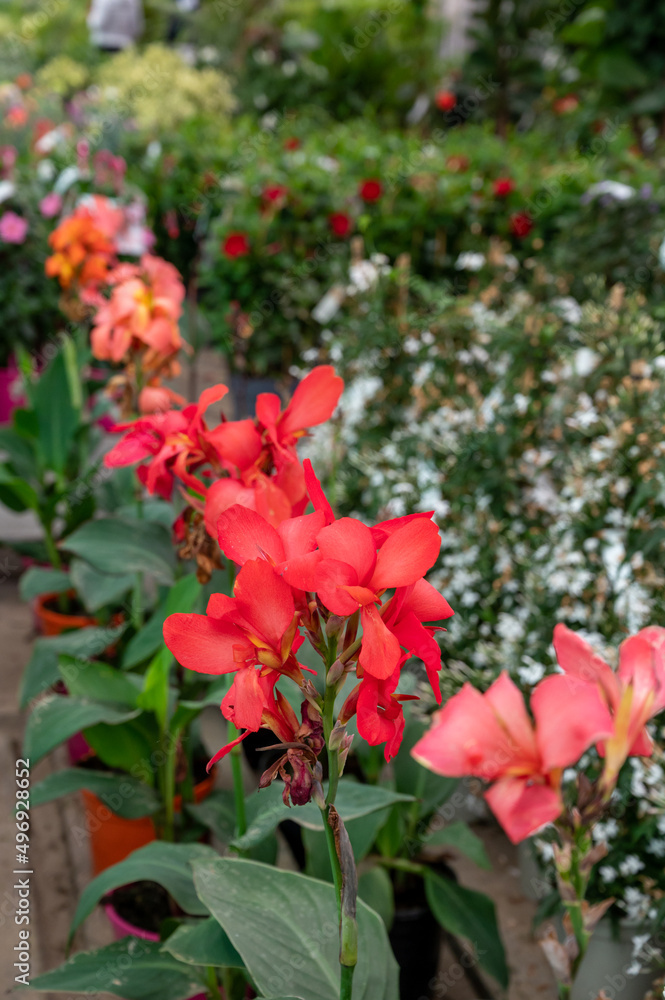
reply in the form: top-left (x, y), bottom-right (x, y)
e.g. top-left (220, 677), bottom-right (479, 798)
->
top-left (82, 771), bottom-right (217, 875)
top-left (35, 591), bottom-right (97, 636)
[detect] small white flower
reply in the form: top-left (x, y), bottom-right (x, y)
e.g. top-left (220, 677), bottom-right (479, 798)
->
top-left (619, 855), bottom-right (645, 877)
top-left (599, 865), bottom-right (617, 882)
top-left (455, 252), bottom-right (485, 272)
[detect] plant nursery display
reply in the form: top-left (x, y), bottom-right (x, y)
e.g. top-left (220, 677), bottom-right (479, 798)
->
top-left (2, 3), bottom-right (665, 1000)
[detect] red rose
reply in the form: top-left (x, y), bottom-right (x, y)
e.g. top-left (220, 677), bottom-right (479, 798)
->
top-left (435, 89), bottom-right (456, 112)
top-left (359, 179), bottom-right (382, 202)
top-left (509, 212), bottom-right (533, 239)
top-left (329, 212), bottom-right (352, 238)
top-left (284, 137), bottom-right (300, 150)
top-left (262, 184), bottom-right (288, 204)
top-left (493, 177), bottom-right (514, 198)
top-left (222, 232), bottom-right (250, 258)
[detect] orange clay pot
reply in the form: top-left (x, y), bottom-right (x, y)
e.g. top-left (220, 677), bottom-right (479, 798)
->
top-left (81, 771), bottom-right (217, 875)
top-left (35, 591), bottom-right (98, 636)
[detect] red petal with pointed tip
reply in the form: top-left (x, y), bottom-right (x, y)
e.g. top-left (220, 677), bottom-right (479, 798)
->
top-left (303, 459), bottom-right (335, 524)
top-left (402, 578), bottom-right (454, 622)
top-left (206, 729), bottom-right (251, 771)
top-left (370, 511), bottom-right (436, 547)
top-left (370, 518), bottom-right (441, 590)
top-left (163, 612), bottom-right (248, 674)
top-left (280, 366), bottom-right (343, 437)
top-left (216, 505), bottom-right (285, 565)
top-left (232, 559), bottom-right (295, 649)
top-left (358, 603), bottom-right (402, 680)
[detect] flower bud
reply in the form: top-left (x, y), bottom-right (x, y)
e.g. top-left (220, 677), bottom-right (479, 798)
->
top-left (325, 615), bottom-right (345, 638)
top-left (327, 658), bottom-right (345, 686)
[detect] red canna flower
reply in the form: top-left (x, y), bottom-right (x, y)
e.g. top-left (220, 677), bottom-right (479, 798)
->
top-left (509, 211), bottom-right (533, 239)
top-left (358, 179), bottom-right (383, 203)
top-left (434, 90), bottom-right (456, 112)
top-left (204, 365), bottom-right (343, 529)
top-left (284, 137), bottom-right (300, 150)
top-left (493, 177), bottom-right (514, 198)
top-left (222, 232), bottom-right (250, 258)
top-left (104, 384), bottom-right (228, 499)
top-left (329, 212), bottom-right (352, 238)
top-left (164, 557), bottom-right (308, 768)
top-left (412, 672), bottom-right (613, 843)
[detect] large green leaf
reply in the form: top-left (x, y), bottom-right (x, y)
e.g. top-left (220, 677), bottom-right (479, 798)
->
top-left (193, 858), bottom-right (399, 1000)
top-left (19, 623), bottom-right (126, 707)
top-left (0, 424), bottom-right (37, 480)
top-left (58, 656), bottom-right (143, 707)
top-left (84, 714), bottom-right (160, 777)
top-left (69, 841), bottom-right (218, 942)
top-left (33, 349), bottom-right (80, 475)
top-left (0, 466), bottom-right (39, 512)
top-left (62, 516), bottom-right (175, 584)
top-left (424, 821), bottom-right (491, 870)
top-left (23, 695), bottom-right (140, 764)
top-left (30, 767), bottom-right (160, 819)
top-left (303, 809), bottom-right (391, 880)
top-left (28, 938), bottom-right (204, 1000)
top-left (69, 558), bottom-right (134, 613)
top-left (233, 779), bottom-right (414, 851)
top-left (161, 917), bottom-right (244, 968)
top-left (19, 566), bottom-right (71, 601)
top-left (424, 870), bottom-right (508, 987)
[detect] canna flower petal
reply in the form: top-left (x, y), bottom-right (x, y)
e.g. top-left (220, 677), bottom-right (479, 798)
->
top-left (163, 613), bottom-right (249, 674)
top-left (303, 459), bottom-right (335, 525)
top-left (317, 517), bottom-right (377, 583)
top-left (531, 674), bottom-right (614, 772)
top-left (553, 623), bottom-right (620, 708)
top-left (216, 505), bottom-right (286, 565)
top-left (232, 559), bottom-right (295, 650)
top-left (205, 418), bottom-right (263, 472)
top-left (204, 479), bottom-right (258, 538)
top-left (411, 683), bottom-right (515, 781)
top-left (484, 777), bottom-right (563, 844)
top-left (358, 603), bottom-right (403, 680)
top-left (369, 518), bottom-right (441, 591)
top-left (279, 365), bottom-right (343, 438)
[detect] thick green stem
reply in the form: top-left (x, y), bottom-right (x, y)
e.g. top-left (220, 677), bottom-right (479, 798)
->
top-left (205, 965), bottom-right (218, 1000)
top-left (320, 646), bottom-right (356, 1000)
top-left (340, 965), bottom-right (354, 1000)
top-left (227, 721), bottom-right (247, 839)
top-left (42, 518), bottom-right (61, 569)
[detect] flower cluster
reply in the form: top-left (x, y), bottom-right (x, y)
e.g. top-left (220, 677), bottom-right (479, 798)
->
top-left (413, 624), bottom-right (665, 843)
top-left (164, 459), bottom-right (453, 799)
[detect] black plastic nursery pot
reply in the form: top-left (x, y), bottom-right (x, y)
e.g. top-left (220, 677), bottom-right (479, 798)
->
top-left (389, 876), bottom-right (442, 1000)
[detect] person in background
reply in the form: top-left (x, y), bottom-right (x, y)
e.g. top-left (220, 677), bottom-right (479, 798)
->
top-left (87, 0), bottom-right (144, 52)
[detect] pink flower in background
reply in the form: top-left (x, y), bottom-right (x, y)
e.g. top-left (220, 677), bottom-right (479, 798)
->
top-left (0, 211), bottom-right (28, 244)
top-left (39, 192), bottom-right (63, 219)
top-left (412, 671), bottom-right (614, 843)
top-left (553, 624), bottom-right (665, 787)
top-left (0, 145), bottom-right (17, 177)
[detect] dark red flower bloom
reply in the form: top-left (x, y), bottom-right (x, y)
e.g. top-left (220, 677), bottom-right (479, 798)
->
top-left (359, 179), bottom-right (383, 203)
top-left (262, 184), bottom-right (288, 204)
top-left (435, 90), bottom-right (456, 112)
top-left (284, 137), bottom-right (300, 150)
top-left (329, 212), bottom-right (352, 238)
top-left (509, 211), bottom-right (533, 239)
top-left (493, 177), bottom-right (514, 198)
top-left (222, 232), bottom-right (250, 258)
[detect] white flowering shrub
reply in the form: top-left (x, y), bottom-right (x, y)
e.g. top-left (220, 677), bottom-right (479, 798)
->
top-left (301, 263), bottom-right (665, 928)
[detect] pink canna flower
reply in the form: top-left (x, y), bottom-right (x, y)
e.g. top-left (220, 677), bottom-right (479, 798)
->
top-left (90, 254), bottom-right (185, 373)
top-left (553, 623), bottom-right (665, 789)
top-left (412, 672), bottom-right (614, 843)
